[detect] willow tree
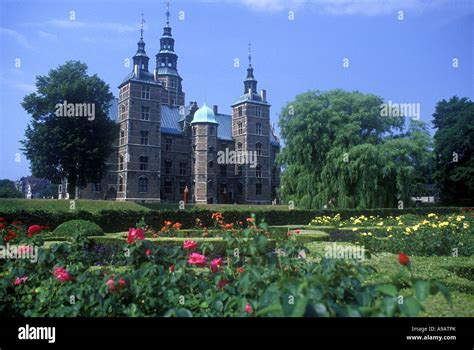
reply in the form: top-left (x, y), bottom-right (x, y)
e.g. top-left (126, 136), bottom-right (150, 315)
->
top-left (277, 89), bottom-right (431, 209)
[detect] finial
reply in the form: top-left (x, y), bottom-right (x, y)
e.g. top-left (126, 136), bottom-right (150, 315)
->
top-left (140, 12), bottom-right (145, 39)
top-left (166, 1), bottom-right (170, 25)
top-left (248, 42), bottom-right (252, 66)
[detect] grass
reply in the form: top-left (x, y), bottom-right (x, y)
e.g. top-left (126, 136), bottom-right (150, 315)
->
top-left (0, 199), bottom-right (150, 213)
top-left (305, 241), bottom-right (474, 317)
top-left (140, 203), bottom-right (290, 211)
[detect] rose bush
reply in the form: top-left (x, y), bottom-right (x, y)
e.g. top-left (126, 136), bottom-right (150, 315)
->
top-left (0, 214), bottom-right (452, 317)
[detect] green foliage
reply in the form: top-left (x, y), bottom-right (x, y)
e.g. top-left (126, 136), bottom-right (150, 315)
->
top-left (20, 61), bottom-right (117, 198)
top-left (0, 180), bottom-right (23, 198)
top-left (52, 219), bottom-right (104, 239)
top-left (432, 96), bottom-right (474, 205)
top-left (0, 215), bottom-right (451, 317)
top-left (278, 90), bottom-right (433, 209)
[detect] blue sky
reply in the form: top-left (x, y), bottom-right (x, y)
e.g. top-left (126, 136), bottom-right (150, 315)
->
top-left (0, 0), bottom-right (472, 180)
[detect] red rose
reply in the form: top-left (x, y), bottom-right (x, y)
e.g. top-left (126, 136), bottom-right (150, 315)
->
top-left (188, 253), bottom-right (207, 267)
top-left (294, 229), bottom-right (300, 234)
top-left (210, 257), bottom-right (223, 273)
top-left (127, 228), bottom-right (145, 244)
top-left (27, 225), bottom-right (42, 237)
top-left (245, 303), bottom-right (253, 314)
top-left (183, 240), bottom-right (197, 250)
top-left (146, 249), bottom-right (152, 256)
top-left (118, 278), bottom-right (126, 287)
top-left (237, 266), bottom-right (244, 274)
top-left (54, 267), bottom-right (73, 282)
top-left (217, 279), bottom-right (228, 289)
top-left (398, 252), bottom-right (410, 266)
top-left (169, 265), bottom-right (175, 273)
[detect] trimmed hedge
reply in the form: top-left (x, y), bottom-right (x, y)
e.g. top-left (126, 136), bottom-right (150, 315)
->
top-left (0, 207), bottom-right (465, 233)
top-left (51, 219), bottom-right (104, 239)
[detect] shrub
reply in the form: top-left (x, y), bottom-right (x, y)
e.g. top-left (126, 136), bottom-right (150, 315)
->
top-left (52, 220), bottom-right (104, 239)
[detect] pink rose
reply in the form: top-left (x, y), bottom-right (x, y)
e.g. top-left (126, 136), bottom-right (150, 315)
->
top-left (146, 249), bottom-right (152, 256)
top-left (54, 267), bottom-right (73, 283)
top-left (245, 303), bottom-right (253, 314)
top-left (128, 228), bottom-right (145, 245)
top-left (183, 240), bottom-right (198, 250)
top-left (27, 225), bottom-right (42, 237)
top-left (106, 278), bottom-right (116, 292)
top-left (14, 276), bottom-right (28, 286)
top-left (210, 257), bottom-right (223, 273)
top-left (187, 253), bottom-right (207, 267)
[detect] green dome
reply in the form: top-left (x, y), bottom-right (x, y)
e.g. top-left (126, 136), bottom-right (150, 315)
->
top-left (191, 103), bottom-right (219, 124)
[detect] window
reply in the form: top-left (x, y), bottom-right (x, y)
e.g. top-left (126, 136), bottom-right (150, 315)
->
top-left (140, 131), bottom-right (149, 145)
top-left (237, 182), bottom-right (243, 195)
top-left (238, 106), bottom-right (242, 117)
top-left (237, 142), bottom-right (242, 151)
top-left (170, 79), bottom-right (175, 88)
top-left (179, 162), bottom-right (186, 175)
top-left (119, 155), bottom-right (124, 170)
top-left (209, 146), bottom-right (214, 154)
top-left (220, 183), bottom-right (227, 194)
top-left (238, 122), bottom-right (243, 135)
top-left (256, 183), bottom-right (262, 196)
top-left (138, 177), bottom-right (148, 192)
top-left (120, 85), bottom-right (129, 101)
top-left (164, 180), bottom-right (172, 194)
top-left (165, 160), bottom-right (172, 175)
top-left (256, 106), bottom-right (262, 117)
top-left (139, 156), bottom-right (148, 171)
top-left (256, 165), bottom-right (262, 178)
top-left (92, 183), bottom-right (101, 192)
top-left (209, 126), bottom-right (214, 135)
top-left (208, 161), bottom-right (214, 169)
top-left (237, 165), bottom-right (243, 177)
top-left (118, 176), bottom-right (124, 192)
top-left (256, 142), bottom-right (262, 156)
top-left (256, 123), bottom-right (262, 135)
top-left (192, 127), bottom-right (196, 136)
top-left (220, 165), bottom-right (226, 177)
top-left (141, 86), bottom-right (150, 100)
top-left (141, 106), bottom-right (150, 121)
top-left (165, 138), bottom-right (172, 151)
top-left (120, 129), bottom-right (125, 145)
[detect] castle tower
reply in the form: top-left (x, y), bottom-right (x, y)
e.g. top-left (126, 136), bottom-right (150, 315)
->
top-left (231, 45), bottom-right (271, 203)
top-left (116, 15), bottom-right (162, 202)
top-left (191, 103), bottom-right (219, 204)
top-left (154, 1), bottom-right (185, 107)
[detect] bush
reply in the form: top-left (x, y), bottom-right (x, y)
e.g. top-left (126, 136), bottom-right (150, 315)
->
top-left (52, 220), bottom-right (104, 239)
top-left (0, 207), bottom-right (465, 233)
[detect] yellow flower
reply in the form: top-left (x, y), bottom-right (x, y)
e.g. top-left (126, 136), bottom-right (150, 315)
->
top-left (376, 222), bottom-right (384, 226)
top-left (352, 228), bottom-right (358, 232)
top-left (405, 227), bottom-right (412, 233)
top-left (367, 232), bottom-right (373, 236)
top-left (427, 213), bottom-right (437, 218)
top-left (463, 223), bottom-right (469, 229)
top-left (456, 215), bottom-right (465, 222)
top-left (387, 226), bottom-right (392, 232)
top-left (439, 222), bottom-right (449, 228)
top-left (388, 234), bottom-right (393, 238)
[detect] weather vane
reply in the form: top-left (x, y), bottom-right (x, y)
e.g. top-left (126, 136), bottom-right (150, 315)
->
top-left (166, 1), bottom-right (170, 25)
top-left (248, 42), bottom-right (252, 66)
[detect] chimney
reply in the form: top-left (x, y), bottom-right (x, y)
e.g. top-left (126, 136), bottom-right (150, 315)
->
top-left (261, 89), bottom-right (267, 101)
top-left (213, 105), bottom-right (218, 115)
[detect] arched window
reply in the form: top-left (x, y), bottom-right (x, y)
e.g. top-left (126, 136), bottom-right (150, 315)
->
top-left (138, 177), bottom-right (148, 192)
top-left (120, 129), bottom-right (125, 145)
top-left (256, 122), bottom-right (262, 135)
top-left (119, 154), bottom-right (124, 170)
top-left (237, 142), bottom-right (242, 151)
top-left (256, 142), bottom-right (262, 156)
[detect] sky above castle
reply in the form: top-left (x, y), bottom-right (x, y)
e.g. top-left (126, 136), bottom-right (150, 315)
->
top-left (0, 0), bottom-right (472, 180)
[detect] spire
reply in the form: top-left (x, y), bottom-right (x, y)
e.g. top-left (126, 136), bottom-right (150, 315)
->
top-left (166, 0), bottom-right (170, 26)
top-left (133, 13), bottom-right (149, 74)
top-left (156, 0), bottom-right (179, 74)
top-left (244, 43), bottom-right (257, 94)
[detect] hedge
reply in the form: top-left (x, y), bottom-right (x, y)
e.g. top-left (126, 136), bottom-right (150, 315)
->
top-left (52, 219), bottom-right (104, 239)
top-left (0, 207), bottom-right (465, 233)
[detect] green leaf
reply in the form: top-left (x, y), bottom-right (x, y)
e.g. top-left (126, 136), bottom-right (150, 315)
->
top-left (414, 280), bottom-right (430, 302)
top-left (376, 284), bottom-right (397, 297)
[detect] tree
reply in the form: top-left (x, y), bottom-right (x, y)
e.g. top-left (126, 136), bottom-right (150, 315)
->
top-left (21, 61), bottom-right (117, 198)
top-left (0, 179), bottom-right (23, 198)
top-left (432, 96), bottom-right (474, 205)
top-left (278, 89), bottom-right (432, 209)
top-left (38, 183), bottom-right (59, 198)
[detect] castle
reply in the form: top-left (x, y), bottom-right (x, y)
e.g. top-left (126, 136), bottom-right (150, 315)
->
top-left (81, 8), bottom-right (280, 204)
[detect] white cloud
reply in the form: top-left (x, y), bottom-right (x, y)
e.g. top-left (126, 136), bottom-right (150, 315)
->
top-left (0, 27), bottom-right (33, 49)
top-left (235, 0), bottom-right (452, 16)
top-left (37, 30), bottom-right (58, 40)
